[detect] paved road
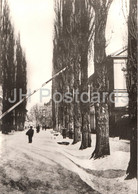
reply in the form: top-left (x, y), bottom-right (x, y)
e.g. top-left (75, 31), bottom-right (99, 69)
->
top-left (0, 130), bottom-right (99, 194)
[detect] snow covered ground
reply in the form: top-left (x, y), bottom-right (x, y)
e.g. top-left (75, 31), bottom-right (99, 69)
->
top-left (0, 129), bottom-right (137, 194)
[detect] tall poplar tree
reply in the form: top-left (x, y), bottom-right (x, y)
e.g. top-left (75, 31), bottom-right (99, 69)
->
top-left (1, 2), bottom-right (15, 133)
top-left (125, 0), bottom-right (137, 179)
top-left (89, 0), bottom-right (113, 158)
top-left (15, 35), bottom-right (27, 130)
top-left (0, 0), bottom-right (2, 85)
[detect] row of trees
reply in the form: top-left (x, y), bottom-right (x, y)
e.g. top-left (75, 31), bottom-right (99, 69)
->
top-left (0, 1), bottom-right (27, 133)
top-left (52, 0), bottom-right (92, 150)
top-left (52, 0), bottom-right (137, 179)
top-left (52, 0), bottom-right (112, 156)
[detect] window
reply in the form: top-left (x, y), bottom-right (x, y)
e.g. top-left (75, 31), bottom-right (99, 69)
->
top-left (113, 59), bottom-right (128, 107)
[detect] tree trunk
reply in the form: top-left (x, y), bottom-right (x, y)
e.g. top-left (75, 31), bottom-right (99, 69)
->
top-left (73, 101), bottom-right (81, 144)
top-left (91, 103), bottom-right (110, 158)
top-left (91, 1), bottom-right (111, 158)
top-left (80, 53), bottom-right (91, 149)
top-left (125, 0), bottom-right (137, 179)
top-left (126, 121), bottom-right (137, 179)
top-left (80, 113), bottom-right (91, 149)
top-left (52, 81), bottom-right (56, 131)
top-left (73, 62), bottom-right (81, 144)
top-left (78, 0), bottom-right (91, 149)
top-left (0, 0), bottom-right (2, 85)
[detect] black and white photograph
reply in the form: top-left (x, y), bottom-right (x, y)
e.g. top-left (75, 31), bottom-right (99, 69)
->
top-left (0, 0), bottom-right (137, 193)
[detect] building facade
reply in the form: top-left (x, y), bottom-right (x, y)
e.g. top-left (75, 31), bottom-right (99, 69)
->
top-left (89, 48), bottom-right (129, 138)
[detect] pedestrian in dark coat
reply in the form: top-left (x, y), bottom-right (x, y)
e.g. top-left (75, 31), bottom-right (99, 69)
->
top-left (62, 128), bottom-right (67, 139)
top-left (36, 124), bottom-right (40, 133)
top-left (26, 126), bottom-right (34, 143)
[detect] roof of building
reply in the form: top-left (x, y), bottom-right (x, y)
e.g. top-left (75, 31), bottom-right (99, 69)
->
top-left (109, 46), bottom-right (127, 57)
top-left (88, 47), bottom-right (128, 81)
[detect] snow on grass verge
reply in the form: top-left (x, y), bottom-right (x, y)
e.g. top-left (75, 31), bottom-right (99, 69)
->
top-left (52, 130), bottom-right (137, 194)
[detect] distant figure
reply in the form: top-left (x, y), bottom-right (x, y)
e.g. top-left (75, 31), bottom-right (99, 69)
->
top-left (62, 128), bottom-right (67, 139)
top-left (44, 125), bottom-right (47, 131)
top-left (36, 124), bottom-right (40, 133)
top-left (69, 128), bottom-right (73, 139)
top-left (26, 126), bottom-right (34, 143)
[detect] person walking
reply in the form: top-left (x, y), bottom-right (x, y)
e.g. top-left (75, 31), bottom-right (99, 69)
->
top-left (36, 124), bottom-right (40, 133)
top-left (62, 128), bottom-right (67, 139)
top-left (26, 126), bottom-right (34, 143)
top-left (44, 125), bottom-right (47, 131)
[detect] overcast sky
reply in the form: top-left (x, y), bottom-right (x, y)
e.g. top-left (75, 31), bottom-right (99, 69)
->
top-left (7, 0), bottom-right (128, 110)
top-left (8, 0), bottom-right (54, 110)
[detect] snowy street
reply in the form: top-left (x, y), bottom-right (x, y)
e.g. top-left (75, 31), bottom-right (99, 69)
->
top-left (0, 0), bottom-right (137, 193)
top-left (0, 129), bottom-right (137, 194)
